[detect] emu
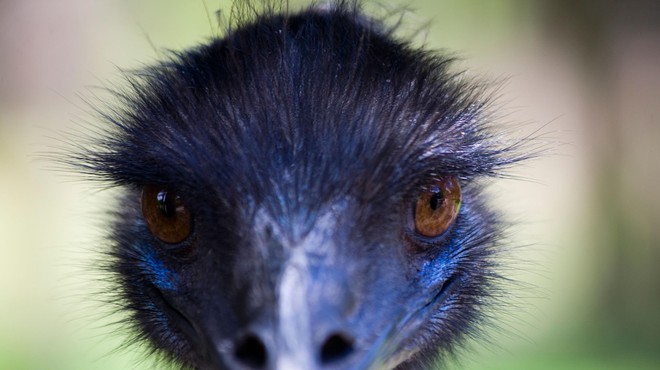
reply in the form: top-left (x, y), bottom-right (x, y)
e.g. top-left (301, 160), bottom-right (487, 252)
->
top-left (69, 2), bottom-right (525, 369)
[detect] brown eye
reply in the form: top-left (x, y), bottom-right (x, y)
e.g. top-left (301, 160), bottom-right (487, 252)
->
top-left (141, 185), bottom-right (192, 244)
top-left (414, 176), bottom-right (461, 238)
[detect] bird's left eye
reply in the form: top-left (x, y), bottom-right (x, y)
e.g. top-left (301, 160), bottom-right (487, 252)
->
top-left (141, 185), bottom-right (192, 244)
top-left (413, 176), bottom-right (461, 238)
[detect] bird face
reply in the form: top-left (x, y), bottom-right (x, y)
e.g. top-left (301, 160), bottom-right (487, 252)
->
top-left (128, 175), bottom-right (466, 369)
top-left (73, 4), bottom-right (521, 370)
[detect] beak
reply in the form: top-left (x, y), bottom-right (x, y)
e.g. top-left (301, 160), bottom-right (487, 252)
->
top-left (202, 251), bottom-right (367, 370)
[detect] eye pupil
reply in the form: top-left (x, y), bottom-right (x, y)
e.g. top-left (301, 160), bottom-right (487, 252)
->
top-left (156, 191), bottom-right (176, 217)
top-left (428, 186), bottom-right (442, 210)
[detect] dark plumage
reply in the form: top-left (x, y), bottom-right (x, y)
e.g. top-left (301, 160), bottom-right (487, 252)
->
top-left (68, 1), bottom-right (526, 369)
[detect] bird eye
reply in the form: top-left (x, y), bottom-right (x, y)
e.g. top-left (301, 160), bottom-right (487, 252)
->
top-left (414, 176), bottom-right (461, 238)
top-left (141, 185), bottom-right (192, 244)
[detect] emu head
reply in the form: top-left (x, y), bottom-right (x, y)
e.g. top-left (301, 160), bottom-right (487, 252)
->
top-left (71, 3), bottom-right (523, 370)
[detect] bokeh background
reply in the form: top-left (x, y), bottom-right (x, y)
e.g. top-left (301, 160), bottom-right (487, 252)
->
top-left (1, 0), bottom-right (659, 369)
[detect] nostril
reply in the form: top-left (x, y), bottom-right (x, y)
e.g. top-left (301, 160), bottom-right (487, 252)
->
top-left (234, 333), bottom-right (267, 368)
top-left (320, 332), bottom-right (355, 364)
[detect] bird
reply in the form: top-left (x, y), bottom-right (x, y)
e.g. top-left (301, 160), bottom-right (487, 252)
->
top-left (67, 1), bottom-right (527, 369)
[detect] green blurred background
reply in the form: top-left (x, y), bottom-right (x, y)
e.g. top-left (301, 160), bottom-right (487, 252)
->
top-left (1, 0), bottom-right (659, 369)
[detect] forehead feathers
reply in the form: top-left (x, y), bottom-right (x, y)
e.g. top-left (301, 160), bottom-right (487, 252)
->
top-left (78, 4), bottom-right (515, 215)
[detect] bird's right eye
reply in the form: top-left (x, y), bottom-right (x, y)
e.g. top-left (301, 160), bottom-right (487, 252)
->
top-left (141, 185), bottom-right (192, 244)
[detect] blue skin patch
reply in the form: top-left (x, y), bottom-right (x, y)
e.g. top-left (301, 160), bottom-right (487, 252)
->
top-left (140, 246), bottom-right (178, 291)
top-left (416, 236), bottom-right (462, 309)
top-left (419, 253), bottom-right (451, 286)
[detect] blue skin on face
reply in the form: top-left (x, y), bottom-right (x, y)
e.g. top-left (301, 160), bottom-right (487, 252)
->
top-left (141, 245), bottom-right (178, 291)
